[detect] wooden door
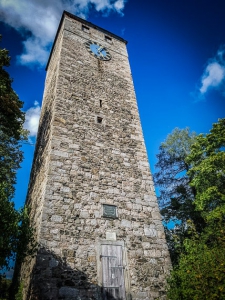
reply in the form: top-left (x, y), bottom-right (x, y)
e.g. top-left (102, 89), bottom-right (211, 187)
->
top-left (101, 244), bottom-right (126, 300)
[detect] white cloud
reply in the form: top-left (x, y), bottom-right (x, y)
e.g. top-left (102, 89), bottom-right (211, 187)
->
top-left (18, 37), bottom-right (49, 66)
top-left (24, 101), bottom-right (41, 137)
top-left (0, 0), bottom-right (127, 67)
top-left (199, 47), bottom-right (225, 95)
top-left (200, 62), bottom-right (225, 94)
top-left (114, 0), bottom-right (126, 12)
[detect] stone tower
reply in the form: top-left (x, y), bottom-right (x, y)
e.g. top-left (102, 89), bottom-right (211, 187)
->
top-left (21, 11), bottom-right (170, 300)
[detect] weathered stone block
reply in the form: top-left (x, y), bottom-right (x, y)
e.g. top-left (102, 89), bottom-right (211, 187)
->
top-left (51, 215), bottom-right (63, 223)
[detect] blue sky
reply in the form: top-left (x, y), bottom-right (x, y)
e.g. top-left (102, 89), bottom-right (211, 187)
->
top-left (0, 0), bottom-right (225, 209)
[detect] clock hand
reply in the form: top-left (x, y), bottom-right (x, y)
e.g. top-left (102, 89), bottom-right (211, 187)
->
top-left (97, 46), bottom-right (104, 53)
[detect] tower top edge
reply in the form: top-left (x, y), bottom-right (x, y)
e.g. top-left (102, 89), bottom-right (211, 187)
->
top-left (46, 10), bottom-right (128, 71)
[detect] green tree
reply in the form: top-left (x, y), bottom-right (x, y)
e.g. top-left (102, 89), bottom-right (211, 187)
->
top-left (0, 35), bottom-right (26, 270)
top-left (0, 38), bottom-right (25, 140)
top-left (187, 118), bottom-right (225, 222)
top-left (154, 128), bottom-right (205, 264)
top-left (0, 36), bottom-right (36, 299)
top-left (9, 207), bottom-right (37, 300)
top-left (154, 128), bottom-right (198, 224)
top-left (0, 35), bottom-right (26, 199)
top-left (0, 277), bottom-right (11, 299)
top-left (167, 118), bottom-right (225, 299)
top-left (167, 222), bottom-right (225, 300)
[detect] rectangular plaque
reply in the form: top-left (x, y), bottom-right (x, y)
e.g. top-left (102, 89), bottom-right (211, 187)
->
top-left (103, 204), bottom-right (117, 218)
top-left (106, 231), bottom-right (117, 241)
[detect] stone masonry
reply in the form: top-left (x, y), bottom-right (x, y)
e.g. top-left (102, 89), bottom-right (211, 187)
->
top-left (21, 11), bottom-right (171, 300)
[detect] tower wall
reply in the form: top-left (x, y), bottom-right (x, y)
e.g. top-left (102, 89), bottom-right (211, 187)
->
top-left (21, 12), bottom-right (170, 300)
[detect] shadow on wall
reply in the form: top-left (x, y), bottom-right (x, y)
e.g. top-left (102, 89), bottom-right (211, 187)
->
top-left (26, 247), bottom-right (130, 300)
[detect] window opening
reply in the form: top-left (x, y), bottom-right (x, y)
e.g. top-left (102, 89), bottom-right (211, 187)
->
top-left (100, 100), bottom-right (102, 108)
top-left (82, 24), bottom-right (89, 33)
top-left (105, 35), bottom-right (112, 43)
top-left (97, 116), bottom-right (103, 124)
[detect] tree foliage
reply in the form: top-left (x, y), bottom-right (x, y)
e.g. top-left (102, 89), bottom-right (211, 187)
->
top-left (0, 35), bottom-right (26, 200)
top-left (187, 118), bottom-right (225, 222)
top-left (0, 38), bottom-right (25, 140)
top-left (154, 128), bottom-right (205, 264)
top-left (154, 128), bottom-right (197, 225)
top-left (167, 222), bottom-right (225, 300)
top-left (0, 35), bottom-right (25, 270)
top-left (0, 277), bottom-right (11, 299)
top-left (0, 36), bottom-right (36, 298)
top-left (165, 118), bottom-right (225, 299)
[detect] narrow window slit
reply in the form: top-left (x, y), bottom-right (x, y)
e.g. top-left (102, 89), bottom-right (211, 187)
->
top-left (97, 116), bottom-right (103, 124)
top-left (100, 100), bottom-right (102, 107)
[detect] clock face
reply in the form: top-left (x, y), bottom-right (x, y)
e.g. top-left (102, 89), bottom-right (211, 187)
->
top-left (85, 40), bottom-right (111, 61)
